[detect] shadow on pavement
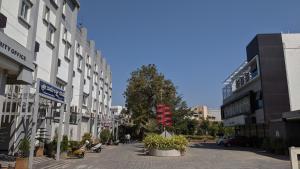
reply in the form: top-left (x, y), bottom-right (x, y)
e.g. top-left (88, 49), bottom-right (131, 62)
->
top-left (190, 143), bottom-right (289, 161)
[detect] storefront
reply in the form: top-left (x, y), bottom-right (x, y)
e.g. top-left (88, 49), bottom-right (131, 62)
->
top-left (0, 30), bottom-right (34, 153)
top-left (0, 29), bottom-right (34, 94)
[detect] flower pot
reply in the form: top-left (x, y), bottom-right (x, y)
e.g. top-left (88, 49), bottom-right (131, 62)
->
top-left (149, 149), bottom-right (181, 157)
top-left (36, 147), bottom-right (44, 157)
top-left (15, 157), bottom-right (28, 169)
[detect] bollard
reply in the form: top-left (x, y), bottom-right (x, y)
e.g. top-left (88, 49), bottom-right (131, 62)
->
top-left (289, 147), bottom-right (300, 169)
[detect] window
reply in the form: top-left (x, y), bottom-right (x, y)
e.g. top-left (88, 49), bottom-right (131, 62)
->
top-left (73, 71), bottom-right (75, 77)
top-left (86, 55), bottom-right (90, 65)
top-left (83, 94), bottom-right (88, 106)
top-left (62, 0), bottom-right (66, 17)
top-left (56, 80), bottom-right (65, 90)
top-left (57, 58), bottom-right (61, 67)
top-left (87, 67), bottom-right (91, 77)
top-left (76, 43), bottom-right (81, 54)
top-left (77, 57), bottom-right (83, 70)
top-left (43, 6), bottom-right (50, 23)
top-left (64, 43), bottom-right (71, 60)
top-left (93, 99), bottom-right (97, 111)
top-left (20, 0), bottom-right (31, 21)
top-left (63, 28), bottom-right (67, 41)
top-left (47, 24), bottom-right (56, 47)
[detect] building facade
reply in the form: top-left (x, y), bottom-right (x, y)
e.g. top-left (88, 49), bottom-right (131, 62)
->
top-left (191, 105), bottom-right (221, 122)
top-left (0, 0), bottom-right (112, 155)
top-left (221, 33), bottom-right (300, 146)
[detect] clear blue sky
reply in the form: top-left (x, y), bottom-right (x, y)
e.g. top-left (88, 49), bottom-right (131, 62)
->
top-left (78, 0), bottom-right (300, 108)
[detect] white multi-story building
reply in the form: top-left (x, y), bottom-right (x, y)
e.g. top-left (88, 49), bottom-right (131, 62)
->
top-left (0, 0), bottom-right (112, 155)
top-left (191, 105), bottom-right (221, 122)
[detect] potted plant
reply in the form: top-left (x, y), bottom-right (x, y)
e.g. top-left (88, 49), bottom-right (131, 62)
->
top-left (35, 128), bottom-right (48, 157)
top-left (143, 134), bottom-right (188, 157)
top-left (15, 138), bottom-right (30, 169)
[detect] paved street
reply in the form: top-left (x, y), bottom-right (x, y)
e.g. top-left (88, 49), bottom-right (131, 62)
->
top-left (33, 143), bottom-right (292, 169)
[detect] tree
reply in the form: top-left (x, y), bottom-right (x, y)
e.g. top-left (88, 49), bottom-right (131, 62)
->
top-left (199, 119), bottom-right (210, 135)
top-left (100, 129), bottom-right (111, 143)
top-left (124, 64), bottom-right (178, 138)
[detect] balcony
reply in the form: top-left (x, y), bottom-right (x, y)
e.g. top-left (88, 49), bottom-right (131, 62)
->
top-left (222, 56), bottom-right (260, 100)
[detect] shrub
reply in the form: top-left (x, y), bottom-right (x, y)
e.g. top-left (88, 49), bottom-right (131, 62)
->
top-left (69, 141), bottom-right (81, 152)
top-left (19, 138), bottom-right (30, 158)
top-left (80, 133), bottom-right (92, 145)
top-left (100, 129), bottom-right (111, 143)
top-left (61, 135), bottom-right (69, 152)
top-left (184, 135), bottom-right (215, 141)
top-left (44, 141), bottom-right (56, 157)
top-left (143, 134), bottom-right (188, 152)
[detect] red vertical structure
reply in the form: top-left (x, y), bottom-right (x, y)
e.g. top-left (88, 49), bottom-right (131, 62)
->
top-left (156, 104), bottom-right (172, 127)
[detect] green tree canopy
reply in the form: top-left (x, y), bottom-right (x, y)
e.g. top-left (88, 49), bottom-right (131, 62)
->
top-left (124, 64), bottom-right (188, 138)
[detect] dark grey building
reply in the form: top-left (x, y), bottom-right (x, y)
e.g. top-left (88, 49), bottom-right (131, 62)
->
top-left (221, 33), bottom-right (300, 146)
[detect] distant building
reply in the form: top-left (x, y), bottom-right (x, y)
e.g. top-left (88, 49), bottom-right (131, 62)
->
top-left (207, 108), bottom-right (222, 122)
top-left (191, 105), bottom-right (221, 122)
top-left (221, 33), bottom-right (300, 146)
top-left (111, 106), bottom-right (124, 117)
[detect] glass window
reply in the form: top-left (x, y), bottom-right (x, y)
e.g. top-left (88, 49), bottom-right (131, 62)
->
top-left (78, 57), bottom-right (82, 69)
top-left (62, 0), bottom-right (67, 16)
top-left (20, 0), bottom-right (30, 21)
top-left (47, 24), bottom-right (56, 45)
top-left (76, 43), bottom-right (81, 54)
top-left (43, 6), bottom-right (50, 22)
top-left (63, 28), bottom-right (67, 41)
top-left (64, 43), bottom-right (71, 59)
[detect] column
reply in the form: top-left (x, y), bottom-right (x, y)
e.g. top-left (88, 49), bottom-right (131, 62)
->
top-left (0, 69), bottom-right (7, 127)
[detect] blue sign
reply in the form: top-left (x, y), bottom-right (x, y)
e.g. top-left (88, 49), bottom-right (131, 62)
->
top-left (39, 80), bottom-right (65, 102)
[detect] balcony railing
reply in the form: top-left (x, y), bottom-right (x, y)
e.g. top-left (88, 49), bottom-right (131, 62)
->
top-left (222, 56), bottom-right (260, 100)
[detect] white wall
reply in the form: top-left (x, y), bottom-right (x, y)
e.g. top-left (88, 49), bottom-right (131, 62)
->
top-left (35, 0), bottom-right (55, 82)
top-left (1, 0), bottom-right (29, 47)
top-left (57, 24), bottom-right (70, 81)
top-left (282, 34), bottom-right (300, 111)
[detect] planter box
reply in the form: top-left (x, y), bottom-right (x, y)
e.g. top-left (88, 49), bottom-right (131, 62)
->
top-left (15, 157), bottom-right (28, 169)
top-left (149, 149), bottom-right (181, 157)
top-left (36, 147), bottom-right (44, 157)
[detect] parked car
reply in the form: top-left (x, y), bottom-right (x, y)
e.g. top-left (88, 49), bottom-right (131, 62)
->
top-left (216, 136), bottom-right (231, 145)
top-left (224, 136), bottom-right (249, 147)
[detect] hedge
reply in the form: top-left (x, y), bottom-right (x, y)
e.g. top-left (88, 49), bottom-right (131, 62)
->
top-left (143, 134), bottom-right (188, 152)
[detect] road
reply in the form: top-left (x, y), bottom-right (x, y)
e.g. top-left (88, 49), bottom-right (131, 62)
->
top-left (34, 143), bottom-right (291, 169)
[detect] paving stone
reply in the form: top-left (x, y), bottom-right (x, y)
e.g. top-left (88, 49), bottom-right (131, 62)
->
top-left (35, 143), bottom-right (291, 169)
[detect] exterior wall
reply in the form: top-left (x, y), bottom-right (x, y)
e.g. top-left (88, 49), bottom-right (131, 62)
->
top-left (1, 0), bottom-right (29, 47)
top-left (250, 34), bottom-right (291, 123)
top-left (0, 0), bottom-right (112, 155)
top-left (35, 0), bottom-right (54, 82)
top-left (191, 105), bottom-right (219, 122)
top-left (222, 33), bottom-right (300, 141)
top-left (282, 34), bottom-right (300, 111)
top-left (207, 108), bottom-right (222, 122)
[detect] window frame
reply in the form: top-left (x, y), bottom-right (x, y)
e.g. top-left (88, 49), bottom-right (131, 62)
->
top-left (43, 5), bottom-right (50, 24)
top-left (18, 0), bottom-right (33, 29)
top-left (46, 24), bottom-right (56, 48)
top-left (64, 42), bottom-right (71, 61)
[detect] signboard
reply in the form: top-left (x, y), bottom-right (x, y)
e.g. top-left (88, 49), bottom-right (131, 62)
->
top-left (0, 31), bottom-right (34, 70)
top-left (156, 104), bottom-right (172, 127)
top-left (38, 79), bottom-right (65, 103)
